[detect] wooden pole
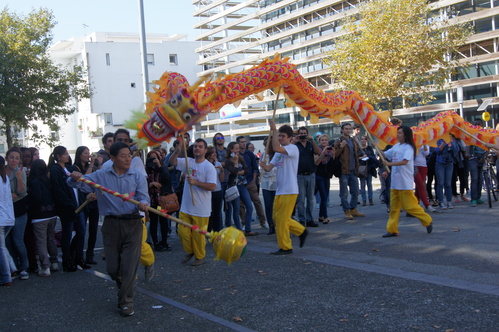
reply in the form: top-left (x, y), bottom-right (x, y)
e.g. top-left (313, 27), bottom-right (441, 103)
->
top-left (259, 88), bottom-right (282, 184)
top-left (182, 136), bottom-right (196, 206)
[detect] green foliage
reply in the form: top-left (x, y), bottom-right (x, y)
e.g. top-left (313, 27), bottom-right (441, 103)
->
top-left (0, 7), bottom-right (91, 148)
top-left (325, 0), bottom-right (472, 115)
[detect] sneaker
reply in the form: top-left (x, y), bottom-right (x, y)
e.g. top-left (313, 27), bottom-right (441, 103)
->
top-left (431, 200), bottom-right (439, 207)
top-left (38, 268), bottom-right (50, 277)
top-left (19, 270), bottom-right (29, 280)
top-left (447, 202), bottom-right (454, 209)
top-left (145, 264), bottom-right (154, 282)
top-left (191, 258), bottom-right (205, 266)
top-left (426, 205), bottom-right (436, 213)
top-left (461, 195), bottom-right (469, 202)
top-left (120, 306), bottom-right (134, 317)
top-left (344, 210), bottom-right (354, 220)
top-left (299, 229), bottom-right (308, 248)
top-left (477, 199), bottom-right (484, 204)
top-left (273, 249), bottom-right (293, 255)
top-left (50, 263), bottom-right (59, 272)
top-left (453, 196), bottom-right (460, 203)
top-left (181, 254), bottom-right (194, 264)
top-left (439, 203), bottom-right (447, 210)
top-left (426, 223), bottom-right (433, 234)
top-left (471, 200), bottom-right (477, 207)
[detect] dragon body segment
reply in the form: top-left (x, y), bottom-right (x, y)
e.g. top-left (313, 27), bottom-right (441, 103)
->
top-left (131, 54), bottom-right (498, 149)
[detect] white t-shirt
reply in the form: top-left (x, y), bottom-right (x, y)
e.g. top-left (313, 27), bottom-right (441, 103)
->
top-left (270, 144), bottom-right (299, 196)
top-left (414, 145), bottom-right (429, 167)
top-left (384, 143), bottom-right (414, 190)
top-left (213, 161), bottom-right (222, 192)
top-left (177, 158), bottom-right (217, 217)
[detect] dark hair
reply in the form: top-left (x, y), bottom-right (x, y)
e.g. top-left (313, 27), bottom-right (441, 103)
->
top-left (28, 159), bottom-right (49, 186)
top-left (28, 147), bottom-right (38, 159)
top-left (110, 142), bottom-right (131, 157)
top-left (390, 117), bottom-right (402, 126)
top-left (298, 126), bottom-right (308, 134)
top-left (113, 128), bottom-right (130, 141)
top-left (102, 132), bottom-right (114, 145)
top-left (173, 139), bottom-right (180, 148)
top-left (226, 142), bottom-right (239, 159)
top-left (213, 132), bottom-right (224, 146)
top-left (340, 122), bottom-right (352, 130)
top-left (194, 138), bottom-right (208, 149)
top-left (353, 123), bottom-right (361, 129)
top-left (236, 135), bottom-right (246, 143)
top-left (74, 146), bottom-right (90, 172)
top-left (278, 124), bottom-right (293, 138)
top-left (48, 146), bottom-right (67, 166)
top-left (398, 126), bottom-right (417, 158)
top-left (6, 146), bottom-right (22, 159)
top-left (0, 156), bottom-right (6, 183)
top-left (474, 118), bottom-right (484, 126)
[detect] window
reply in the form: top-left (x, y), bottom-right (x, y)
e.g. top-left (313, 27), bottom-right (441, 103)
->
top-left (131, 83), bottom-right (136, 88)
top-left (105, 53), bottom-right (110, 66)
top-left (104, 113), bottom-right (113, 125)
top-left (147, 53), bottom-right (155, 65)
top-left (0, 144), bottom-right (4, 154)
top-left (169, 54), bottom-right (178, 66)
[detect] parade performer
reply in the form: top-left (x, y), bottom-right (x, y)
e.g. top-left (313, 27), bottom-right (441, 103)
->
top-left (68, 142), bottom-right (149, 317)
top-left (260, 121), bottom-right (308, 255)
top-left (378, 126), bottom-right (433, 238)
top-left (167, 138), bottom-right (217, 266)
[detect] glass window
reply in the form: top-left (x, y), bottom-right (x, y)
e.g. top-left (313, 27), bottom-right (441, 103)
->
top-left (463, 83), bottom-right (497, 100)
top-left (147, 54), bottom-right (155, 65)
top-left (105, 53), bottom-right (110, 66)
top-left (475, 0), bottom-right (491, 11)
top-left (479, 61), bottom-right (497, 76)
top-left (475, 18), bottom-right (493, 33)
top-left (169, 54), bottom-right (178, 66)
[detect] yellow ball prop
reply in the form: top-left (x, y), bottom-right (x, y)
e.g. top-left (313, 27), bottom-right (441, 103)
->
top-left (482, 111), bottom-right (490, 122)
top-left (210, 227), bottom-right (247, 265)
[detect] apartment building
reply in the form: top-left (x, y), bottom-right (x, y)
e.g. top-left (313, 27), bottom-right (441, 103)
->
top-left (192, 0), bottom-right (499, 142)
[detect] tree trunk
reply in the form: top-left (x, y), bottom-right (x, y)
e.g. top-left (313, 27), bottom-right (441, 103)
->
top-left (4, 119), bottom-right (13, 149)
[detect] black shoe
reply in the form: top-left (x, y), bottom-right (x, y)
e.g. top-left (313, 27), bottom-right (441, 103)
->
top-left (382, 232), bottom-right (398, 238)
top-left (299, 229), bottom-right (308, 248)
top-left (62, 260), bottom-right (77, 272)
top-left (154, 243), bottom-right (168, 252)
top-left (245, 231), bottom-right (259, 236)
top-left (273, 249), bottom-right (293, 255)
top-left (85, 254), bottom-right (97, 265)
top-left (426, 223), bottom-right (433, 234)
top-left (406, 213), bottom-right (415, 218)
top-left (306, 221), bottom-right (319, 227)
top-left (75, 258), bottom-right (91, 270)
top-left (267, 226), bottom-right (275, 235)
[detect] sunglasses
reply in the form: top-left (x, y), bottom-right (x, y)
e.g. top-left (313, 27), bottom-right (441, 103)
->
top-left (216, 136), bottom-right (225, 140)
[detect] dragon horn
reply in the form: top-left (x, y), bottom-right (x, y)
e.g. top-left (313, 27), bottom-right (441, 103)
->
top-left (198, 84), bottom-right (226, 109)
top-left (187, 75), bottom-right (210, 94)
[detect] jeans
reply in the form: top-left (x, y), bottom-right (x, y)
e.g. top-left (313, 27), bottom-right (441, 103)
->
top-left (0, 226), bottom-right (13, 284)
top-left (297, 174), bottom-right (316, 222)
top-left (468, 159), bottom-right (483, 201)
top-left (315, 175), bottom-right (330, 219)
top-left (359, 174), bottom-right (373, 202)
top-left (225, 195), bottom-right (242, 230)
top-left (32, 218), bottom-right (58, 269)
top-left (209, 190), bottom-right (224, 232)
top-left (6, 213), bottom-right (28, 271)
top-left (262, 189), bottom-right (276, 228)
top-left (238, 184), bottom-right (253, 232)
top-left (435, 162), bottom-right (453, 203)
top-left (339, 171), bottom-right (359, 211)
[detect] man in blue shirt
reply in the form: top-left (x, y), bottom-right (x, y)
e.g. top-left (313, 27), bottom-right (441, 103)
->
top-left (68, 142), bottom-right (149, 317)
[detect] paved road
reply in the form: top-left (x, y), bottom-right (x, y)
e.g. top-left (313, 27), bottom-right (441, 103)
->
top-left (1, 183), bottom-right (498, 331)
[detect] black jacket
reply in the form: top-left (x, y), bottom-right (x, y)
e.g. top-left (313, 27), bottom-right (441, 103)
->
top-left (28, 177), bottom-right (57, 220)
top-left (49, 164), bottom-right (78, 220)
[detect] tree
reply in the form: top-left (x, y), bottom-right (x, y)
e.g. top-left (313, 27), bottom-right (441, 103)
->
top-left (325, 0), bottom-right (472, 115)
top-left (0, 7), bottom-right (91, 148)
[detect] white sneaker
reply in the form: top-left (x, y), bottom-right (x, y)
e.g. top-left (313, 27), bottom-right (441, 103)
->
top-left (38, 268), bottom-right (50, 277)
top-left (447, 202), bottom-right (454, 209)
top-left (439, 203), bottom-right (447, 210)
top-left (20, 270), bottom-right (29, 280)
top-left (426, 205), bottom-right (436, 213)
top-left (50, 263), bottom-right (59, 272)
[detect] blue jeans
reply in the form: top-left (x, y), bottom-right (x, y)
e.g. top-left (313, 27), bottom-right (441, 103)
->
top-left (339, 171), bottom-right (359, 211)
top-left (262, 189), bottom-right (276, 228)
top-left (6, 213), bottom-right (28, 271)
top-left (0, 226), bottom-right (13, 284)
top-left (297, 174), bottom-right (316, 222)
top-left (435, 162), bottom-right (453, 203)
top-left (225, 196), bottom-right (242, 230)
top-left (238, 184), bottom-right (253, 232)
top-left (315, 175), bottom-right (330, 219)
top-left (360, 174), bottom-right (373, 201)
top-left (468, 159), bottom-right (483, 201)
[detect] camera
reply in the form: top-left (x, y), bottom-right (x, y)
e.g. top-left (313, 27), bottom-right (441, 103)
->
top-left (299, 135), bottom-right (307, 140)
top-left (326, 147), bottom-right (333, 150)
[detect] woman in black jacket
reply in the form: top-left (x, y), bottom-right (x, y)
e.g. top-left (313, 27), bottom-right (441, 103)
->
top-left (48, 146), bottom-right (86, 272)
top-left (28, 159), bottom-right (59, 276)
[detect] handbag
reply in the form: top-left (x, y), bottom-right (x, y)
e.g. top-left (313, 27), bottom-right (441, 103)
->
top-left (158, 192), bottom-right (180, 213)
top-left (224, 185), bottom-right (239, 202)
top-left (358, 164), bottom-right (368, 178)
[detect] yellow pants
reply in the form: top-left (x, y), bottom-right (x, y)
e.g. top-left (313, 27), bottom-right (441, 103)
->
top-left (387, 189), bottom-right (432, 234)
top-left (140, 220), bottom-right (155, 267)
top-left (273, 194), bottom-right (306, 250)
top-left (179, 212), bottom-right (209, 260)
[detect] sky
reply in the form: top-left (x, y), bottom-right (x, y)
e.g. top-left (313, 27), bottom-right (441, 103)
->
top-left (3, 0), bottom-right (199, 43)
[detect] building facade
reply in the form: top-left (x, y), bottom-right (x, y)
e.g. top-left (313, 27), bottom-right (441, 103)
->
top-left (25, 32), bottom-right (202, 159)
top-left (192, 0), bottom-right (499, 142)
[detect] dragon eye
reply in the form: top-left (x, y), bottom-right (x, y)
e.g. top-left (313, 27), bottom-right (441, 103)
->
top-left (183, 113), bottom-right (192, 121)
top-left (169, 98), bottom-right (179, 107)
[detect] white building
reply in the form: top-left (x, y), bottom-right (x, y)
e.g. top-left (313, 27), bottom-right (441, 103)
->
top-left (27, 32), bottom-right (201, 159)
